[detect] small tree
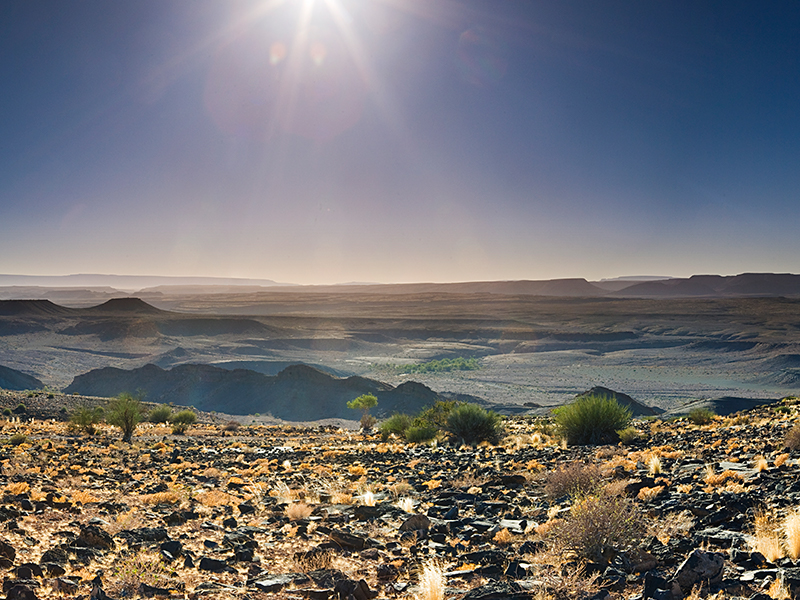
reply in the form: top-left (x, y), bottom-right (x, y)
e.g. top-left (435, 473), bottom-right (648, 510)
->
top-left (106, 392), bottom-right (143, 443)
top-left (347, 393), bottom-right (378, 431)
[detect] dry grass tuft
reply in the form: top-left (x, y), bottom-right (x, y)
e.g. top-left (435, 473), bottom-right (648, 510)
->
top-left (785, 423), bottom-right (800, 451)
top-left (141, 490), bottom-right (181, 505)
top-left (767, 577), bottom-right (791, 600)
top-left (784, 509), bottom-right (800, 560)
top-left (753, 456), bottom-right (770, 472)
top-left (775, 453), bottom-right (790, 468)
top-left (195, 489), bottom-right (238, 507)
top-left (396, 497), bottom-right (415, 513)
top-left (4, 481), bottom-right (30, 495)
top-left (647, 455), bottom-right (662, 476)
top-left (416, 560), bottom-right (445, 600)
top-left (637, 485), bottom-right (665, 502)
top-left (543, 462), bottom-right (601, 499)
top-left (71, 490), bottom-right (100, 504)
top-left (752, 511), bottom-right (783, 562)
top-left (493, 528), bottom-right (514, 545)
top-left (286, 502), bottom-right (314, 521)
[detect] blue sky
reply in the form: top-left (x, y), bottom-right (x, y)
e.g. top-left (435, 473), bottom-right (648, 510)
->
top-left (1, 0), bottom-right (799, 284)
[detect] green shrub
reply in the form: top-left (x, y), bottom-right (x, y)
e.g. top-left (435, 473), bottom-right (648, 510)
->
top-left (616, 426), bottom-right (642, 445)
top-left (106, 392), bottom-right (144, 443)
top-left (415, 400), bottom-right (460, 430)
top-left (404, 425), bottom-right (439, 444)
top-left (148, 405), bottom-right (173, 424)
top-left (380, 413), bottom-right (414, 441)
top-left (553, 394), bottom-right (632, 445)
top-left (12, 403), bottom-right (26, 414)
top-left (8, 433), bottom-right (28, 446)
top-left (445, 403), bottom-right (503, 446)
top-left (70, 404), bottom-right (104, 435)
top-left (547, 490), bottom-right (645, 564)
top-left (687, 407), bottom-right (715, 425)
top-left (169, 410), bottom-right (197, 435)
top-left (1, 408), bottom-right (11, 417)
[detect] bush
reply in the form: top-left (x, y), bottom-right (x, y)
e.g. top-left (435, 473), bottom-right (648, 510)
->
top-left (107, 393), bottom-right (144, 443)
top-left (544, 462), bottom-right (601, 499)
top-left (170, 410), bottom-right (197, 435)
top-left (380, 413), bottom-right (413, 441)
top-left (70, 404), bottom-right (104, 435)
top-left (445, 403), bottom-right (503, 446)
top-left (785, 423), bottom-right (800, 451)
top-left (1, 408), bottom-right (11, 417)
top-left (404, 424), bottom-right (439, 444)
top-left (12, 403), bottom-right (26, 414)
top-left (687, 407), bottom-right (715, 425)
top-left (416, 400), bottom-right (459, 430)
top-left (553, 395), bottom-right (632, 445)
top-left (547, 490), bottom-right (646, 564)
top-left (616, 426), bottom-right (642, 445)
top-left (148, 405), bottom-right (173, 424)
top-left (8, 433), bottom-right (28, 446)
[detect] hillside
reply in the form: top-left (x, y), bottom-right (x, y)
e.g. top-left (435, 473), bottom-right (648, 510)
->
top-left (64, 363), bottom-right (450, 421)
top-left (0, 364), bottom-right (43, 391)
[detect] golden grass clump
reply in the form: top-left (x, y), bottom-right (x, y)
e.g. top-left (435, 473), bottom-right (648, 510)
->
top-left (71, 490), bottom-right (100, 504)
top-left (348, 465), bottom-right (367, 477)
top-left (195, 489), bottom-right (238, 507)
top-left (767, 577), bottom-right (791, 600)
top-left (286, 502), bottom-right (314, 521)
top-left (493, 528), bottom-right (514, 545)
top-left (703, 467), bottom-right (744, 487)
top-left (647, 455), bottom-right (662, 476)
top-left (4, 482), bottom-right (30, 495)
top-left (752, 511), bottom-right (783, 563)
top-left (396, 497), bottom-right (415, 513)
top-left (783, 509), bottom-right (800, 560)
top-left (775, 453), bottom-right (790, 468)
top-left (415, 560), bottom-right (445, 600)
top-left (637, 485), bottom-right (665, 502)
top-left (141, 491), bottom-right (181, 506)
top-left (753, 456), bottom-right (770, 472)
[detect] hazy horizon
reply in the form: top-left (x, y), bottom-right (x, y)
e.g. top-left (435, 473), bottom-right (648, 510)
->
top-left (3, 1), bottom-right (799, 285)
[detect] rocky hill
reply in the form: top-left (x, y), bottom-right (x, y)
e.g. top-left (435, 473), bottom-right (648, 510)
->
top-left (0, 364), bottom-right (43, 391)
top-left (64, 363), bottom-right (451, 421)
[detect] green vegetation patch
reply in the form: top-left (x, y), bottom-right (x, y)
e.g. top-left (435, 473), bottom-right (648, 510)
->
top-left (395, 357), bottom-right (480, 374)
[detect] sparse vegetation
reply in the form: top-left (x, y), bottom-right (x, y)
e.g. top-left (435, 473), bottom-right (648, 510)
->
top-left (8, 432), bottom-right (28, 446)
top-left (686, 407), bottom-right (715, 425)
top-left (553, 394), bottom-right (632, 445)
top-left (616, 425), bottom-right (642, 444)
top-left (544, 462), bottom-right (601, 499)
top-left (106, 392), bottom-right (144, 443)
top-left (395, 356), bottom-right (480, 374)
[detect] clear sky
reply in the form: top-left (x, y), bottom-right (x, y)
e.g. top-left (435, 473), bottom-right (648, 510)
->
top-left (1, 1), bottom-right (799, 285)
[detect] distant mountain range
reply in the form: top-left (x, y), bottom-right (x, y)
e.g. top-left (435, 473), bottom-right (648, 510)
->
top-left (3, 272), bottom-right (800, 301)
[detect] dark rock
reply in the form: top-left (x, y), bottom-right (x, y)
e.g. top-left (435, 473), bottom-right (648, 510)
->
top-left (333, 578), bottom-right (377, 600)
top-left (0, 539), bottom-right (16, 562)
top-left (399, 514), bottom-right (431, 532)
top-left (672, 549), bottom-right (725, 592)
top-left (330, 530), bottom-right (368, 551)
top-left (376, 563), bottom-right (398, 581)
top-left (6, 585), bottom-right (38, 600)
top-left (160, 540), bottom-right (183, 559)
top-left (118, 527), bottom-right (168, 543)
top-left (222, 516), bottom-right (238, 529)
top-left (198, 556), bottom-right (229, 572)
top-left (51, 578), bottom-right (78, 595)
top-left (139, 582), bottom-right (172, 597)
top-left (77, 524), bottom-right (114, 550)
top-left (238, 503), bottom-right (256, 515)
top-left (254, 574), bottom-right (295, 593)
top-left (460, 581), bottom-right (533, 600)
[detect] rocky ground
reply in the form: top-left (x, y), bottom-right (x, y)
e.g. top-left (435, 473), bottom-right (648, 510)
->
top-left (0, 391), bottom-right (798, 599)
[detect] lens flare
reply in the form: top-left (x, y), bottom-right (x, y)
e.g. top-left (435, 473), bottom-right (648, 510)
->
top-left (457, 27), bottom-right (508, 87)
top-left (270, 41), bottom-right (287, 65)
top-left (309, 41), bottom-right (327, 66)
